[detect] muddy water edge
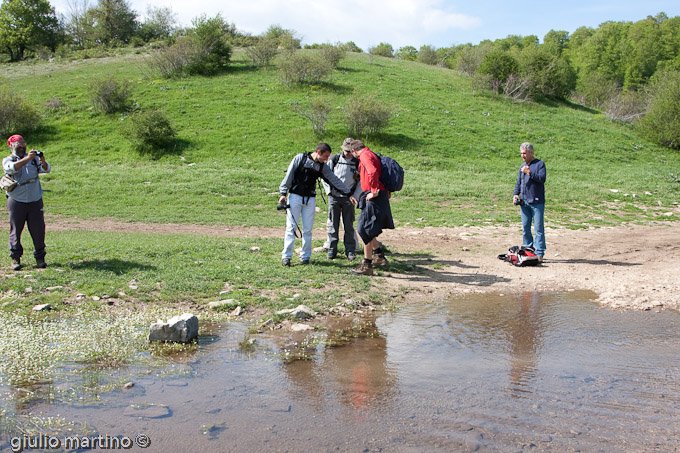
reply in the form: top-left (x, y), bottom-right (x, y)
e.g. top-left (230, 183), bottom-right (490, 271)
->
top-left (2, 290), bottom-right (680, 452)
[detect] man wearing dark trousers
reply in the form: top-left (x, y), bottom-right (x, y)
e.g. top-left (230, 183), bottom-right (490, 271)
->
top-left (3, 135), bottom-right (51, 270)
top-left (349, 140), bottom-right (394, 276)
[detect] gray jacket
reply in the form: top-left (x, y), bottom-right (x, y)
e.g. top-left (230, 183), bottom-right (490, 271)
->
top-left (322, 153), bottom-right (362, 199)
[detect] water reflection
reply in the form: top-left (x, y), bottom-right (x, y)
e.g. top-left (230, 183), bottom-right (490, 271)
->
top-left (506, 292), bottom-right (543, 397)
top-left (281, 318), bottom-right (396, 416)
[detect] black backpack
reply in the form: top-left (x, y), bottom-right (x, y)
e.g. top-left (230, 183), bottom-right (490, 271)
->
top-left (375, 153), bottom-right (404, 192)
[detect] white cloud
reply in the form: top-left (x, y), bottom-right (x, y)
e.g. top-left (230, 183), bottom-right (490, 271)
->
top-left (52, 0), bottom-right (481, 49)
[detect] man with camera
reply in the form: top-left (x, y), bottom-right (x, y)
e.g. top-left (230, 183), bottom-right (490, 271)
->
top-left (279, 143), bottom-right (354, 267)
top-left (2, 135), bottom-right (51, 270)
top-left (513, 142), bottom-right (546, 262)
top-left (322, 138), bottom-right (362, 261)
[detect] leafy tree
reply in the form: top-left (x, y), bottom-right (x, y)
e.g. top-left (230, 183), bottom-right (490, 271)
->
top-left (368, 42), bottom-right (393, 58)
top-left (0, 0), bottom-right (61, 61)
top-left (264, 24), bottom-right (300, 51)
top-left (88, 0), bottom-right (138, 45)
top-left (63, 0), bottom-right (95, 49)
top-left (623, 16), bottom-right (663, 90)
top-left (543, 30), bottom-right (570, 56)
top-left (576, 21), bottom-right (631, 87)
top-left (396, 46), bottom-right (417, 61)
top-left (137, 5), bottom-right (177, 41)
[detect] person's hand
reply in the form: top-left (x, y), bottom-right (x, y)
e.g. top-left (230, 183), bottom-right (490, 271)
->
top-left (513, 194), bottom-right (520, 204)
top-left (278, 195), bottom-right (287, 205)
top-left (521, 165), bottom-right (531, 175)
top-left (350, 196), bottom-right (358, 205)
top-left (366, 191), bottom-right (377, 201)
top-left (27, 150), bottom-right (38, 159)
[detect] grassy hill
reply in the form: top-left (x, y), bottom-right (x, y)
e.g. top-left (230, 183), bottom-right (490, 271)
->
top-left (3, 50), bottom-right (679, 229)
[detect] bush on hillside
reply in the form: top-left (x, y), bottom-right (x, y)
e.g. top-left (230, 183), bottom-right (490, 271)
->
top-left (636, 69), bottom-right (680, 149)
top-left (318, 44), bottom-right (345, 68)
top-left (343, 93), bottom-right (392, 137)
top-left (126, 110), bottom-right (176, 156)
top-left (573, 71), bottom-right (620, 108)
top-left (417, 45), bottom-right (438, 66)
top-left (291, 97), bottom-right (333, 137)
top-left (245, 38), bottom-right (278, 67)
top-left (89, 77), bottom-right (132, 113)
top-left (476, 50), bottom-right (519, 93)
top-left (278, 51), bottom-right (333, 86)
top-left (605, 89), bottom-right (647, 123)
top-left (368, 43), bottom-right (394, 58)
top-left (0, 90), bottom-right (41, 137)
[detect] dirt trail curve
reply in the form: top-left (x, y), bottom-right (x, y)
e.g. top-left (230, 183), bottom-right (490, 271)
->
top-left (48, 216), bottom-right (680, 311)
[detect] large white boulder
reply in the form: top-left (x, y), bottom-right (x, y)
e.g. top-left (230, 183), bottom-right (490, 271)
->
top-left (148, 313), bottom-right (198, 343)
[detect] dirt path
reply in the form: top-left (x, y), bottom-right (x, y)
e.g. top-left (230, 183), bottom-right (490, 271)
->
top-left (47, 215), bottom-right (680, 311)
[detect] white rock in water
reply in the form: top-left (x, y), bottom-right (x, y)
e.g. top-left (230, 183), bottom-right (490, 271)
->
top-left (276, 304), bottom-right (316, 319)
top-left (148, 313), bottom-right (198, 343)
top-left (291, 323), bottom-right (313, 332)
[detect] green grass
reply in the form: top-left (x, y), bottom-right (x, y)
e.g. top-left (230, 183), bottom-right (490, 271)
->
top-left (1, 49), bottom-right (678, 229)
top-left (0, 230), bottom-right (383, 316)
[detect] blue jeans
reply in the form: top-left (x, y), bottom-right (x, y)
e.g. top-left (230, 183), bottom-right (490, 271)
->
top-left (520, 202), bottom-right (545, 257)
top-left (282, 193), bottom-right (316, 261)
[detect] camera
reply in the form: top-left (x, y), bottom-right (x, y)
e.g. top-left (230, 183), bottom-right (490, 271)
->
top-left (34, 150), bottom-right (43, 157)
top-left (277, 203), bottom-right (290, 211)
top-left (513, 199), bottom-right (524, 206)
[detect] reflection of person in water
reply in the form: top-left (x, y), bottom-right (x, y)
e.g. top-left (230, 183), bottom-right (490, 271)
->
top-left (507, 292), bottom-right (544, 397)
top-left (281, 318), bottom-right (395, 414)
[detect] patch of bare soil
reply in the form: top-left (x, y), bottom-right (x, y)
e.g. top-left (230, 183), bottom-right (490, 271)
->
top-left (47, 215), bottom-right (680, 311)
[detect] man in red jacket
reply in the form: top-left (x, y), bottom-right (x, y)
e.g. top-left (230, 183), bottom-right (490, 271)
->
top-left (348, 140), bottom-right (394, 276)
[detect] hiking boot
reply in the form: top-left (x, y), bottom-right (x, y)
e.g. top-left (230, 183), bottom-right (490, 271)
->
top-left (301, 259), bottom-right (310, 265)
top-left (11, 258), bottom-right (21, 271)
top-left (282, 258), bottom-right (291, 267)
top-left (36, 259), bottom-right (47, 269)
top-left (349, 260), bottom-right (373, 276)
top-left (372, 253), bottom-right (388, 267)
top-left (346, 252), bottom-right (356, 261)
top-left (327, 252), bottom-right (336, 260)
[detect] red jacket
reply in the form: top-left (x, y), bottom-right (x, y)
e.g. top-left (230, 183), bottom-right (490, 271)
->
top-left (357, 147), bottom-right (385, 194)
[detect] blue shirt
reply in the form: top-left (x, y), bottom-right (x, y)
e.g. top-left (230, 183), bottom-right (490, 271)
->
top-left (514, 158), bottom-right (546, 205)
top-left (3, 154), bottom-right (51, 203)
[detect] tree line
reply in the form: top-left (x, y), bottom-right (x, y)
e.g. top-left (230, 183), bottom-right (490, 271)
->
top-left (0, 0), bottom-right (678, 149)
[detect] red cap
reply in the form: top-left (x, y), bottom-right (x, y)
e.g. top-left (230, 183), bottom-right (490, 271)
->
top-left (7, 135), bottom-right (23, 146)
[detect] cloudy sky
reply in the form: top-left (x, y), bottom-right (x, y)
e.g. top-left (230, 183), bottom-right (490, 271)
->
top-left (50, 0), bottom-right (679, 50)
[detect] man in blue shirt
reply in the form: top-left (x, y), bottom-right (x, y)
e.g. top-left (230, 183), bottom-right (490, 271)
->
top-left (3, 135), bottom-right (51, 270)
top-left (513, 142), bottom-right (546, 261)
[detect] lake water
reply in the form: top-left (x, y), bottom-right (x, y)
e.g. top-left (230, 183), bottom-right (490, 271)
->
top-left (2, 291), bottom-right (680, 452)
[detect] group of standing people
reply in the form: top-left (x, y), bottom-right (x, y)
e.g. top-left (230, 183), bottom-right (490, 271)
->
top-left (1, 134), bottom-right (544, 273)
top-left (278, 139), bottom-right (546, 273)
top-left (279, 138), bottom-right (393, 276)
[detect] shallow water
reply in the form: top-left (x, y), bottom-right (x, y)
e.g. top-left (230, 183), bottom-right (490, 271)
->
top-left (3, 291), bottom-right (680, 452)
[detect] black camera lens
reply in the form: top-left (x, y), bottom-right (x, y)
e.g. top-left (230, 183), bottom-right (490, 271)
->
top-left (35, 151), bottom-right (43, 157)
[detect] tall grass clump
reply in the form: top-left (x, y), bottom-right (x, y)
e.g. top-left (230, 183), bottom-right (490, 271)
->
top-left (0, 90), bottom-right (41, 136)
top-left (278, 51), bottom-right (333, 86)
top-left (126, 110), bottom-right (176, 156)
top-left (89, 77), bottom-right (132, 113)
top-left (343, 93), bottom-right (392, 137)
